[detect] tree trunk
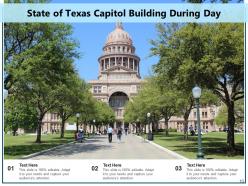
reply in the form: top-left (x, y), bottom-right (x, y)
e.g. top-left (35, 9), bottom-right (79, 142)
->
top-left (183, 119), bottom-right (189, 140)
top-left (164, 119), bottom-right (169, 136)
top-left (227, 102), bottom-right (236, 154)
top-left (12, 129), bottom-right (17, 136)
top-left (60, 118), bottom-right (66, 138)
top-left (183, 105), bottom-right (192, 140)
top-left (152, 121), bottom-right (158, 132)
top-left (35, 115), bottom-right (43, 143)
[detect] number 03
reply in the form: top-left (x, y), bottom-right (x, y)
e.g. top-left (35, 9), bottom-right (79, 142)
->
top-left (175, 166), bottom-right (182, 171)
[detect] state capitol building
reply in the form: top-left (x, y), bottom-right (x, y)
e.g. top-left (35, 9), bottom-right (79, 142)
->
top-left (88, 22), bottom-right (143, 129)
top-left (40, 23), bottom-right (220, 134)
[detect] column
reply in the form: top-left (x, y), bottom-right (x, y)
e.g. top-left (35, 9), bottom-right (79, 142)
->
top-left (47, 123), bottom-right (49, 133)
top-left (128, 57), bottom-right (130, 69)
top-left (121, 57), bottom-right (123, 66)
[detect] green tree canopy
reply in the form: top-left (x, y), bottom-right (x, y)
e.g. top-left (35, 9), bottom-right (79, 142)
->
top-left (152, 23), bottom-right (243, 152)
top-left (4, 95), bottom-right (37, 135)
top-left (7, 23), bottom-right (79, 143)
top-left (55, 74), bottom-right (90, 137)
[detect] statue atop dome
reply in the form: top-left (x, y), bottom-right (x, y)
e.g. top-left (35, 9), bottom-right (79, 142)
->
top-left (116, 21), bottom-right (123, 29)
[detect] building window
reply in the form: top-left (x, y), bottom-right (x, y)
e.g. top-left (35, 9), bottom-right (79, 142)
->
top-left (203, 122), bottom-right (208, 131)
top-left (117, 57), bottom-right (122, 65)
top-left (93, 86), bottom-right (102, 94)
top-left (110, 58), bottom-right (115, 67)
top-left (101, 62), bottom-right (104, 71)
top-left (105, 61), bottom-right (108, 69)
top-left (130, 59), bottom-right (133, 69)
top-left (134, 60), bottom-right (137, 70)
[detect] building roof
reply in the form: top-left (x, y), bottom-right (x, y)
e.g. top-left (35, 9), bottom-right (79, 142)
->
top-left (105, 22), bottom-right (133, 46)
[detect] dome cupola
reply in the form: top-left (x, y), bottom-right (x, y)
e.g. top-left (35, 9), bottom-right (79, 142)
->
top-left (98, 23), bottom-right (140, 78)
top-left (105, 22), bottom-right (133, 46)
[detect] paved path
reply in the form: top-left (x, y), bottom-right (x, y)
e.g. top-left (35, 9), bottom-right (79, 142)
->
top-left (29, 134), bottom-right (181, 159)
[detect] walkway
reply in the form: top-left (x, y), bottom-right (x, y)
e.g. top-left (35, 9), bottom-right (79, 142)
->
top-left (29, 134), bottom-right (182, 159)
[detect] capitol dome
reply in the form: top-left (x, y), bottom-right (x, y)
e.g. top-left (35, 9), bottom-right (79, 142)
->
top-left (99, 22), bottom-right (140, 78)
top-left (105, 22), bottom-right (133, 46)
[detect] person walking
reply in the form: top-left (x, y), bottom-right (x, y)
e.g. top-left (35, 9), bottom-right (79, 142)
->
top-left (124, 127), bottom-right (128, 136)
top-left (117, 127), bottom-right (122, 143)
top-left (77, 128), bottom-right (84, 143)
top-left (107, 125), bottom-right (113, 143)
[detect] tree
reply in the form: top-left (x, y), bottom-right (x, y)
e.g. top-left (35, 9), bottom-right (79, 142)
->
top-left (234, 99), bottom-right (244, 127)
top-left (214, 105), bottom-right (228, 127)
top-left (215, 99), bottom-right (244, 129)
top-left (152, 23), bottom-right (243, 153)
top-left (55, 75), bottom-right (89, 138)
top-left (8, 23), bottom-right (79, 143)
top-left (152, 24), bottom-right (219, 139)
top-left (4, 95), bottom-right (37, 135)
top-left (94, 101), bottom-right (115, 131)
top-left (124, 77), bottom-right (180, 136)
top-left (79, 94), bottom-right (98, 133)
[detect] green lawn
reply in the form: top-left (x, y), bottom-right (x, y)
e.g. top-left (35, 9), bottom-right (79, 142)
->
top-left (4, 132), bottom-right (76, 159)
top-left (149, 132), bottom-right (244, 159)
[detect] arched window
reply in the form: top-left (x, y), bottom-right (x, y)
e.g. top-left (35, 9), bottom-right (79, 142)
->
top-left (109, 92), bottom-right (129, 108)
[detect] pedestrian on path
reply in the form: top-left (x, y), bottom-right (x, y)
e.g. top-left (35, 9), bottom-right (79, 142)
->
top-left (124, 127), bottom-right (128, 136)
top-left (107, 125), bottom-right (113, 143)
top-left (77, 129), bottom-right (84, 143)
top-left (117, 127), bottom-right (122, 143)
